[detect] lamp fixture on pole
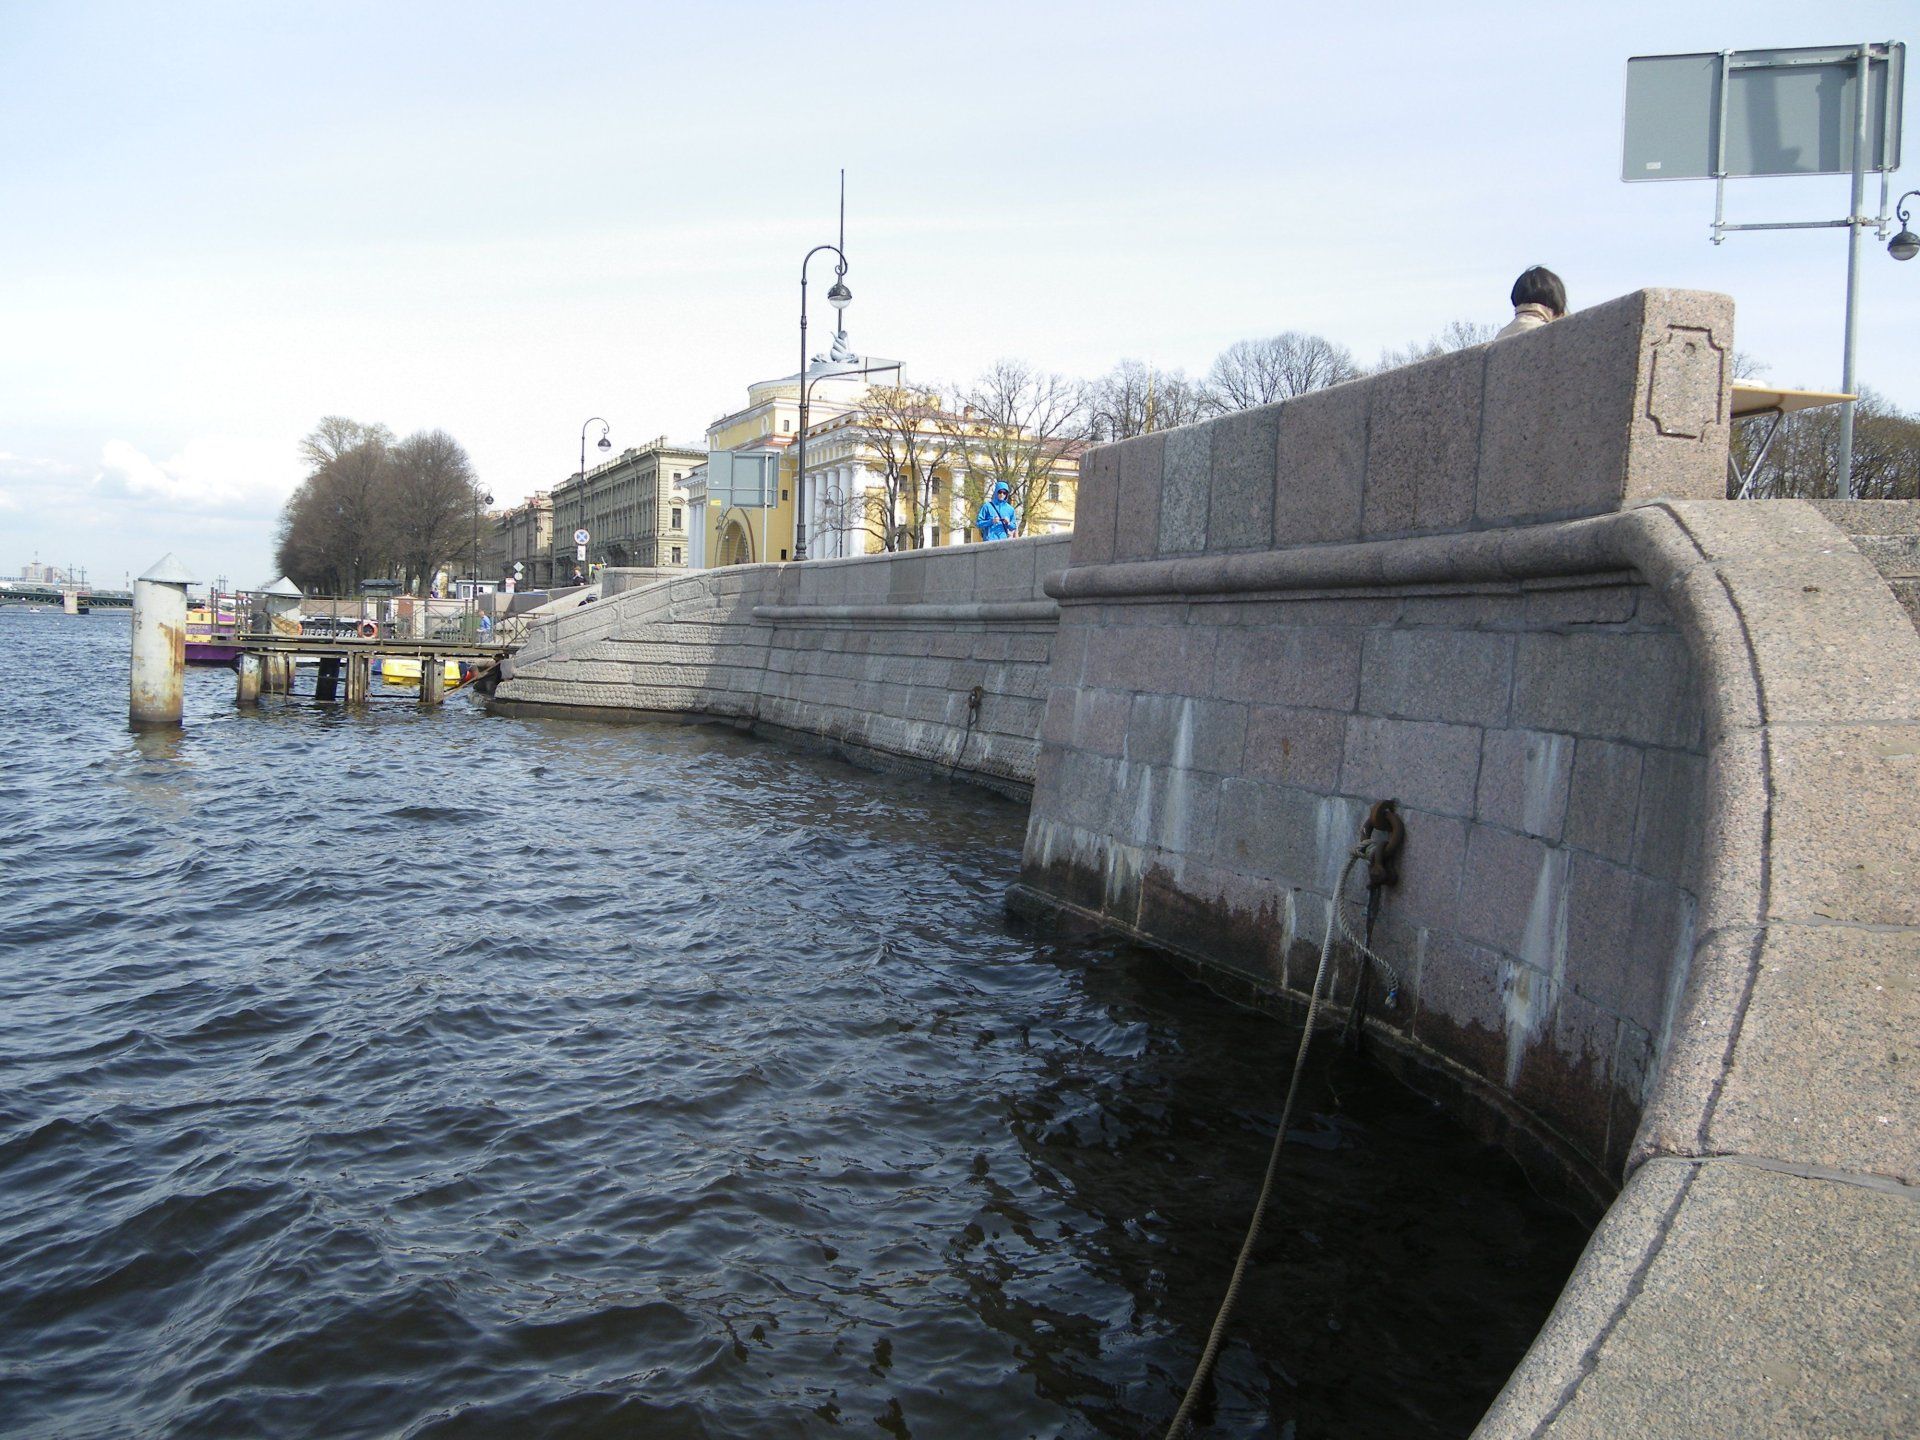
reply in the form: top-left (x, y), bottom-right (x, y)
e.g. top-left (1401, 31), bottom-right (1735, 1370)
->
top-left (1890, 191), bottom-right (1920, 261)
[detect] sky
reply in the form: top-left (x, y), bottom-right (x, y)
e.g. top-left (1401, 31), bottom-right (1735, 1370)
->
top-left (1, 1), bottom-right (1915, 589)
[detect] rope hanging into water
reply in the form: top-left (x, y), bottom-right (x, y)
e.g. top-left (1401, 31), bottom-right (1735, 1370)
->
top-left (1162, 834), bottom-right (1399, 1438)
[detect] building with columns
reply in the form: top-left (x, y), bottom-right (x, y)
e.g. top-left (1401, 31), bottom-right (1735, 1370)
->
top-left (693, 366), bottom-right (879, 568)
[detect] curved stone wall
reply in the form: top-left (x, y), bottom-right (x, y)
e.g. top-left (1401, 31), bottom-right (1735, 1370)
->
top-left (1013, 288), bottom-right (1917, 1436)
top-left (492, 535), bottom-right (1069, 797)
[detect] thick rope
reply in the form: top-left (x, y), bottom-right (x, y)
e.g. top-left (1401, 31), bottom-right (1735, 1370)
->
top-left (1163, 848), bottom-right (1368, 1437)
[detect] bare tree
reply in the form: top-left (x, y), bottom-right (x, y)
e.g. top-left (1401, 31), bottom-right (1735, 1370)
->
top-left (848, 385), bottom-right (964, 550)
top-left (1374, 319), bottom-right (1500, 372)
top-left (1083, 360), bottom-right (1206, 441)
top-left (1201, 332), bottom-right (1360, 413)
top-left (276, 417), bottom-right (395, 592)
top-left (1735, 387), bottom-right (1920, 500)
top-left (952, 361), bottom-right (1088, 534)
top-left (384, 429), bottom-right (481, 593)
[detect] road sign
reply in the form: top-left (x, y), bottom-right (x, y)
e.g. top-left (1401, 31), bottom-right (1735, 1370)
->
top-left (1624, 44), bottom-right (1904, 182)
top-left (512, 560), bottom-right (524, 573)
top-left (574, 528), bottom-right (590, 545)
top-left (576, 544), bottom-right (587, 561)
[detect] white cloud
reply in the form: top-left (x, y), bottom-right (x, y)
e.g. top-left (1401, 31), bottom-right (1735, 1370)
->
top-left (95, 435), bottom-right (299, 516)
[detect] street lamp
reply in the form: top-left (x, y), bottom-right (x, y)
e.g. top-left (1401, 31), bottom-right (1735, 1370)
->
top-left (471, 487), bottom-right (494, 589)
top-left (793, 246), bottom-right (851, 562)
top-left (1890, 191), bottom-right (1920, 262)
top-left (579, 417), bottom-right (611, 578)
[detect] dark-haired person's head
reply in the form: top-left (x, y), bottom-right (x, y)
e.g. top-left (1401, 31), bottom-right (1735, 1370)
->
top-left (1511, 266), bottom-right (1567, 317)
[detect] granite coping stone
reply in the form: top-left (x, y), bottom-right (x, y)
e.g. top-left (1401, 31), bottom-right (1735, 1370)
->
top-left (1476, 1158), bottom-right (1918, 1439)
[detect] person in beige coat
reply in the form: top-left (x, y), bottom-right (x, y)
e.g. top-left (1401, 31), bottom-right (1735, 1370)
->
top-left (1496, 266), bottom-right (1566, 338)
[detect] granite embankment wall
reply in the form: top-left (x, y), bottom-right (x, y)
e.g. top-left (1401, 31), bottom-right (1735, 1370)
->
top-left (493, 536), bottom-right (1067, 797)
top-left (1014, 289), bottom-right (1919, 1438)
top-left (489, 288), bottom-right (1917, 1437)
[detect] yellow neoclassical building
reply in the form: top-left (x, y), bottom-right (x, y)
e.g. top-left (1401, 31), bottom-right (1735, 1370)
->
top-left (688, 364), bottom-right (1081, 567)
top-left (687, 363), bottom-right (879, 568)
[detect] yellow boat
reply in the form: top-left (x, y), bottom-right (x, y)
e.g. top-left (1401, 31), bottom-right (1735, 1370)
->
top-left (377, 657), bottom-right (464, 686)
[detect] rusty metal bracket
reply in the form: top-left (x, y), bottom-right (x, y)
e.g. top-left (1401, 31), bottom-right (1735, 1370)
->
top-left (1360, 799), bottom-right (1404, 889)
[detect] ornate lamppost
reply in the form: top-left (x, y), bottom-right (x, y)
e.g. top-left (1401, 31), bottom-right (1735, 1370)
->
top-left (578, 417), bottom-right (611, 579)
top-left (793, 248), bottom-right (852, 562)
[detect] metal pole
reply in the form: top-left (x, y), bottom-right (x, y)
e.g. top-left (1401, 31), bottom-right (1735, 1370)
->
top-left (797, 263), bottom-right (810, 562)
top-left (130, 554), bottom-right (192, 729)
top-left (1838, 43), bottom-right (1871, 498)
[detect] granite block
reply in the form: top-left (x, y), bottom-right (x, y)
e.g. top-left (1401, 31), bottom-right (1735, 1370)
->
top-left (1619, 288), bottom-right (1737, 507)
top-left (1125, 693), bottom-right (1248, 774)
top-left (1213, 777), bottom-right (1328, 883)
top-left (1561, 852), bottom-right (1648, 1022)
top-left (1476, 291), bottom-right (1642, 525)
top-left (1205, 402), bottom-right (1280, 552)
top-left (1513, 987), bottom-right (1617, 1166)
top-left (1361, 345), bottom-right (1485, 538)
top-left (1274, 379), bottom-right (1369, 546)
top-left (1704, 925), bottom-right (1920, 1185)
top-left (1113, 432), bottom-right (1166, 562)
top-left (1531, 1163), bottom-right (1920, 1439)
top-left (1631, 747), bottom-right (1704, 886)
top-left (1212, 624), bottom-right (1363, 710)
top-left (1381, 807), bottom-right (1468, 933)
top-left (1243, 703), bottom-right (1347, 792)
top-left (1765, 722), bottom-right (1920, 928)
top-left (1359, 628), bottom-right (1516, 726)
top-left (1340, 715), bottom-right (1483, 819)
top-left (1563, 737), bottom-right (1642, 863)
top-left (1458, 824), bottom-right (1568, 962)
top-left (1158, 424), bottom-right (1213, 555)
top-left (1411, 931), bottom-right (1513, 1087)
top-left (1069, 445), bottom-right (1119, 567)
top-left (1475, 728), bottom-right (1574, 840)
top-left (1511, 630), bottom-right (1701, 749)
top-left (1084, 621), bottom-right (1217, 696)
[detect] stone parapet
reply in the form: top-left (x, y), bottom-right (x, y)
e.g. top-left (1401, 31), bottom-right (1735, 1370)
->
top-left (1069, 287), bottom-right (1734, 569)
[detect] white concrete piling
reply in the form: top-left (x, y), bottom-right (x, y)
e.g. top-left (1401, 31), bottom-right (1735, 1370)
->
top-left (130, 554), bottom-right (194, 728)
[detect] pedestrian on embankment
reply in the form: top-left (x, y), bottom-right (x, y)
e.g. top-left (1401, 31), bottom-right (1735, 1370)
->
top-left (1496, 266), bottom-right (1566, 338)
top-left (975, 482), bottom-right (1018, 542)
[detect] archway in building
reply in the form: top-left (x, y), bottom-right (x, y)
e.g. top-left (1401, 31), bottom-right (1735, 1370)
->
top-left (717, 517), bottom-right (754, 567)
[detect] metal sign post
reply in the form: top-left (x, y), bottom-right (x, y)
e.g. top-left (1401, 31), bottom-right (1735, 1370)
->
top-left (1624, 41), bottom-right (1906, 496)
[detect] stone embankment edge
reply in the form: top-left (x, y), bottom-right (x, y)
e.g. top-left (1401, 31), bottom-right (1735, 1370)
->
top-left (1024, 496), bottom-right (1918, 1437)
top-left (491, 537), bottom-right (1069, 799)
top-left (1474, 500), bottom-right (1920, 1439)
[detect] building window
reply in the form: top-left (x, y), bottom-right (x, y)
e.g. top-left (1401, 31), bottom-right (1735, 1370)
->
top-left (781, 489), bottom-right (789, 501)
top-left (783, 419), bottom-right (792, 432)
top-left (1048, 479), bottom-right (1062, 502)
top-left (671, 507), bottom-right (682, 528)
top-left (671, 546), bottom-right (682, 563)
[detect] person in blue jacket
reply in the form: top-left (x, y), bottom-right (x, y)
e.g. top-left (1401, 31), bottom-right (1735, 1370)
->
top-left (975, 482), bottom-right (1018, 542)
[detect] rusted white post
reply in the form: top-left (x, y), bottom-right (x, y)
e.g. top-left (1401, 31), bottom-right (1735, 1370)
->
top-left (130, 553), bottom-right (194, 728)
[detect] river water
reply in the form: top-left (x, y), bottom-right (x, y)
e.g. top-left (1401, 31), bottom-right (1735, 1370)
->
top-left (0, 611), bottom-right (1586, 1439)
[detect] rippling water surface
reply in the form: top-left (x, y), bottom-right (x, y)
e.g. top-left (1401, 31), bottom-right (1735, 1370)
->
top-left (0, 612), bottom-right (1586, 1438)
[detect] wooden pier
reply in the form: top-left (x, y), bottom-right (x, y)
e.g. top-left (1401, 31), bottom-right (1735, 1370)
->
top-left (232, 635), bottom-right (509, 708)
